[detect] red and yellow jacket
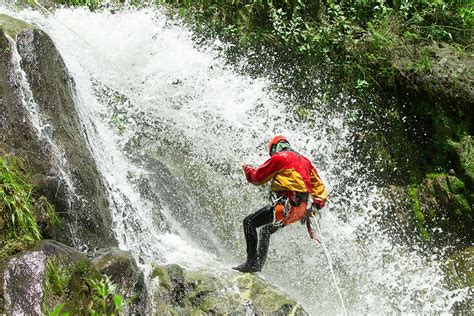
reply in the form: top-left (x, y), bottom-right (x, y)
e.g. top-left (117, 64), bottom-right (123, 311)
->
top-left (243, 150), bottom-right (328, 207)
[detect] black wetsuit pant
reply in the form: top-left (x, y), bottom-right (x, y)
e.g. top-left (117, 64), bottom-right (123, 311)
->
top-left (243, 205), bottom-right (281, 267)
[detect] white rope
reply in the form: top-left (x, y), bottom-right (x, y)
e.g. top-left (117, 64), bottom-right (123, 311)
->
top-left (311, 216), bottom-right (348, 316)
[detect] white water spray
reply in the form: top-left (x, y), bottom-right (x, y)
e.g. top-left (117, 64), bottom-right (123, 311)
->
top-left (1, 5), bottom-right (470, 314)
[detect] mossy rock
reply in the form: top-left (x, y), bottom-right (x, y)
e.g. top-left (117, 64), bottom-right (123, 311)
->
top-left (454, 136), bottom-right (474, 186)
top-left (91, 249), bottom-right (147, 314)
top-left (186, 271), bottom-right (243, 314)
top-left (410, 174), bottom-right (472, 243)
top-left (0, 14), bottom-right (34, 39)
top-left (152, 265), bottom-right (172, 291)
top-left (151, 264), bottom-right (307, 315)
top-left (236, 273), bottom-right (305, 314)
top-left (395, 43), bottom-right (473, 106)
top-left (444, 247), bottom-right (474, 314)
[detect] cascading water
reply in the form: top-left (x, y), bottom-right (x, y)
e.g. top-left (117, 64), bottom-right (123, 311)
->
top-left (1, 5), bottom-right (469, 314)
top-left (5, 32), bottom-right (82, 243)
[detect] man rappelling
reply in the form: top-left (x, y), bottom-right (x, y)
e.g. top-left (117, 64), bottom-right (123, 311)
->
top-left (233, 135), bottom-right (328, 273)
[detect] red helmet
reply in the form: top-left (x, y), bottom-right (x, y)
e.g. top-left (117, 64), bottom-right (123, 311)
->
top-left (268, 135), bottom-right (289, 156)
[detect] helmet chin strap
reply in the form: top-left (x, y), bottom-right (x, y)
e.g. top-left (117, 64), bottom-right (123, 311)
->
top-left (268, 135), bottom-right (289, 155)
top-left (270, 141), bottom-right (291, 156)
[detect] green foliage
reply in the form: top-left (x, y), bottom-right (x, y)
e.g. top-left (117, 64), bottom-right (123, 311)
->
top-left (0, 156), bottom-right (57, 257)
top-left (44, 259), bottom-right (72, 316)
top-left (413, 48), bottom-right (433, 74)
top-left (45, 259), bottom-right (71, 297)
top-left (43, 258), bottom-right (126, 315)
top-left (52, 0), bottom-right (102, 9)
top-left (408, 185), bottom-right (431, 241)
top-left (44, 303), bottom-right (69, 316)
top-left (456, 136), bottom-right (474, 183)
top-left (447, 176), bottom-right (465, 194)
top-left (89, 276), bottom-right (125, 315)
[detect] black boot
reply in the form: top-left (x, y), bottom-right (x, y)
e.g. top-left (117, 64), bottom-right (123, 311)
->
top-left (232, 259), bottom-right (261, 273)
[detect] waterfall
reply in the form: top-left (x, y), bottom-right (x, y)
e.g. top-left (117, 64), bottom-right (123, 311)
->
top-left (1, 5), bottom-right (468, 314)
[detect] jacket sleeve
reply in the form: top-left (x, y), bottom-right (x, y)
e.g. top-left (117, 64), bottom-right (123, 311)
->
top-left (310, 165), bottom-right (328, 207)
top-left (244, 155), bottom-right (284, 185)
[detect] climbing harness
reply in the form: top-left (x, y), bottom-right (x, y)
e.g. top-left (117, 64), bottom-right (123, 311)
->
top-left (271, 194), bottom-right (290, 225)
top-left (271, 192), bottom-right (309, 225)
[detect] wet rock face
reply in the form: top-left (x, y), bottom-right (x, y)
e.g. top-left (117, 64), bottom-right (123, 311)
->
top-left (416, 174), bottom-right (473, 243)
top-left (446, 247), bottom-right (474, 288)
top-left (92, 249), bottom-right (147, 314)
top-left (152, 264), bottom-right (307, 315)
top-left (0, 31), bottom-right (40, 161)
top-left (0, 15), bottom-right (116, 250)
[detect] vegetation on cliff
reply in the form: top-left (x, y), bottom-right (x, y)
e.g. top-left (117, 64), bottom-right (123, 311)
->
top-left (0, 156), bottom-right (57, 257)
top-left (153, 0), bottom-right (472, 96)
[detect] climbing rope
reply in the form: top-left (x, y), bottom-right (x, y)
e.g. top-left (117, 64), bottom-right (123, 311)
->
top-left (308, 214), bottom-right (348, 316)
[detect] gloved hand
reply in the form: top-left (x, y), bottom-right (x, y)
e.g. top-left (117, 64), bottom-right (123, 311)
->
top-left (312, 198), bottom-right (325, 210)
top-left (242, 162), bottom-right (253, 170)
top-left (304, 199), bottom-right (325, 221)
top-left (305, 208), bottom-right (317, 219)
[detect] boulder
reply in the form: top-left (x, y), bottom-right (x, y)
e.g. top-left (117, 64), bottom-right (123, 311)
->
top-left (0, 14), bottom-right (116, 249)
top-left (151, 264), bottom-right (307, 315)
top-left (0, 240), bottom-right (93, 315)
